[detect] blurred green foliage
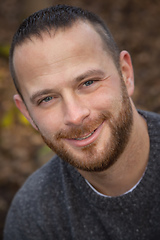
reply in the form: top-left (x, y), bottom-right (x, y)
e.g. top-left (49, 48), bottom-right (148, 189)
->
top-left (1, 105), bottom-right (30, 128)
top-left (0, 45), bottom-right (10, 59)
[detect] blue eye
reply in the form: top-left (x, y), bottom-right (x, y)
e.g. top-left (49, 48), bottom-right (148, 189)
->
top-left (42, 96), bottom-right (53, 102)
top-left (84, 80), bottom-right (94, 86)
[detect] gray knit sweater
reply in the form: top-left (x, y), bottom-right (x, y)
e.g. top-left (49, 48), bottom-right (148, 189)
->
top-left (4, 110), bottom-right (160, 240)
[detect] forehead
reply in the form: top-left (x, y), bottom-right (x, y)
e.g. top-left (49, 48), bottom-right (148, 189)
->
top-left (13, 21), bottom-right (107, 64)
top-left (13, 21), bottom-right (114, 97)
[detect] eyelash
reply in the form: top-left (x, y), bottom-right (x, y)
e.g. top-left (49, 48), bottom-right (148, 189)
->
top-left (83, 80), bottom-right (94, 87)
top-left (42, 96), bottom-right (53, 102)
top-left (38, 96), bottom-right (53, 105)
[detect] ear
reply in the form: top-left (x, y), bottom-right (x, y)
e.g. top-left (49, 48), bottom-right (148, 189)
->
top-left (13, 94), bottom-right (38, 130)
top-left (120, 50), bottom-right (134, 97)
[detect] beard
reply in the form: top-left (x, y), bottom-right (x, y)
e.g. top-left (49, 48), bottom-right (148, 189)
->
top-left (37, 78), bottom-right (133, 172)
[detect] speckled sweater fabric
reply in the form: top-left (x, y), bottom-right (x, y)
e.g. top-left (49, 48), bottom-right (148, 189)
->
top-left (4, 110), bottom-right (160, 240)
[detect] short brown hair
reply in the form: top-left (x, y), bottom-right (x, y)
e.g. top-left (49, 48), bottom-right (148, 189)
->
top-left (10, 4), bottom-right (120, 100)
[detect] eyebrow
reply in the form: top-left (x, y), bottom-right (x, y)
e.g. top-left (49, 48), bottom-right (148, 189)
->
top-left (74, 69), bottom-right (105, 82)
top-left (30, 89), bottom-right (55, 104)
top-left (30, 69), bottom-right (105, 104)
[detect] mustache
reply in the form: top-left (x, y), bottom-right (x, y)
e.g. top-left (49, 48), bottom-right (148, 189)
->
top-left (55, 111), bottom-right (111, 140)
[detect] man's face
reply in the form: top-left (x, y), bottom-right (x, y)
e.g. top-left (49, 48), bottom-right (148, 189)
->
top-left (13, 22), bottom-right (134, 172)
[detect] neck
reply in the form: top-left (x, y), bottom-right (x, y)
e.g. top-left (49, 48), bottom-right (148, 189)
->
top-left (78, 107), bottom-right (150, 197)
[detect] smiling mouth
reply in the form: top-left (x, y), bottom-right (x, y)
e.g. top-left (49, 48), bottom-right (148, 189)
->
top-left (64, 121), bottom-right (104, 148)
top-left (73, 130), bottom-right (95, 141)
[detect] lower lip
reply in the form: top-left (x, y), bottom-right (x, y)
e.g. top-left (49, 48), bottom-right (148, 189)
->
top-left (65, 122), bottom-right (104, 148)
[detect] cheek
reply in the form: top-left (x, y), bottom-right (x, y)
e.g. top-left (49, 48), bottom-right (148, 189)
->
top-left (88, 87), bottom-right (120, 113)
top-left (29, 108), bottom-right (63, 136)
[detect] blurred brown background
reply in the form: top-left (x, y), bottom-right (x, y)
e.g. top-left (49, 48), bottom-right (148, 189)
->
top-left (0, 0), bottom-right (160, 238)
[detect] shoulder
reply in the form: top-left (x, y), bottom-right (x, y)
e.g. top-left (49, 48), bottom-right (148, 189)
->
top-left (138, 109), bottom-right (160, 121)
top-left (138, 110), bottom-right (160, 162)
top-left (138, 109), bottom-right (160, 131)
top-left (4, 155), bottom-right (75, 239)
top-left (5, 154), bottom-right (82, 217)
top-left (6, 155), bottom-right (65, 209)
top-left (13, 155), bottom-right (68, 203)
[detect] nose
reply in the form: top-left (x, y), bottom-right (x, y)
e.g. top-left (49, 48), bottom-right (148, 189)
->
top-left (63, 95), bottom-right (90, 126)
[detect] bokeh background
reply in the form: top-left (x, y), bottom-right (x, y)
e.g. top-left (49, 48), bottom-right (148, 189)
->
top-left (0, 0), bottom-right (160, 238)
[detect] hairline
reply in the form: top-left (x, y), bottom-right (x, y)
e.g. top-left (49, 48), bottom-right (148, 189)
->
top-left (11, 20), bottom-right (121, 101)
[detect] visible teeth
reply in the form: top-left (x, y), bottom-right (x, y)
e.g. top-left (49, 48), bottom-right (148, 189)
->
top-left (75, 131), bottom-right (94, 140)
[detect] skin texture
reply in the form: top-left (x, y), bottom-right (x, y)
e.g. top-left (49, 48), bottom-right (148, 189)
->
top-left (13, 21), bottom-right (149, 196)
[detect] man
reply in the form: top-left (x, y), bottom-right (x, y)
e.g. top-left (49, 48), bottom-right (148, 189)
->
top-left (4, 4), bottom-right (160, 240)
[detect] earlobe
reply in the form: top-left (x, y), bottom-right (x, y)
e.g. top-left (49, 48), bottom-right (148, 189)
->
top-left (13, 94), bottom-right (38, 130)
top-left (120, 50), bottom-right (134, 97)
